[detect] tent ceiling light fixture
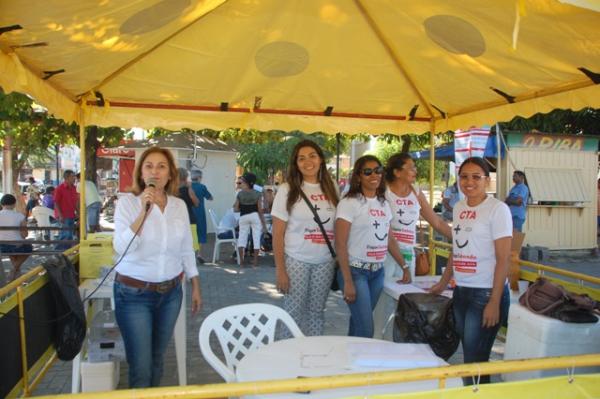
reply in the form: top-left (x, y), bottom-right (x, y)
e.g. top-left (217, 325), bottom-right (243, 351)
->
top-left (255, 41), bottom-right (309, 78)
top-left (424, 15), bottom-right (486, 57)
top-left (120, 0), bottom-right (191, 35)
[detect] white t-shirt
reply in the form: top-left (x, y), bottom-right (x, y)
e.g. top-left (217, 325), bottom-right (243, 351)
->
top-left (336, 195), bottom-right (392, 263)
top-left (76, 180), bottom-right (102, 207)
top-left (386, 187), bottom-right (421, 247)
top-left (271, 182), bottom-right (336, 264)
top-left (452, 196), bottom-right (512, 288)
top-left (0, 209), bottom-right (25, 241)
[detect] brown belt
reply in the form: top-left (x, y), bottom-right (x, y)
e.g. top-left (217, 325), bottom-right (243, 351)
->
top-left (115, 272), bottom-right (183, 294)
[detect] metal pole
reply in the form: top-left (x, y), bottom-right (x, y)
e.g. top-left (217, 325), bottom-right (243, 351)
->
top-left (496, 123), bottom-right (501, 197)
top-left (336, 133), bottom-right (341, 183)
top-left (429, 121), bottom-right (436, 271)
top-left (55, 144), bottom-right (60, 186)
top-left (78, 112), bottom-right (87, 240)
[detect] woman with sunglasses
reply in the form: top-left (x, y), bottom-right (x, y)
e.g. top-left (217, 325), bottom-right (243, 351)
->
top-left (234, 172), bottom-right (267, 268)
top-left (272, 140), bottom-right (339, 336)
top-left (431, 157), bottom-right (511, 385)
top-left (384, 153), bottom-right (452, 281)
top-left (335, 155), bottom-right (407, 338)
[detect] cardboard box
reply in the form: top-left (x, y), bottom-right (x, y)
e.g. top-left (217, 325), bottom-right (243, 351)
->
top-left (79, 233), bottom-right (114, 279)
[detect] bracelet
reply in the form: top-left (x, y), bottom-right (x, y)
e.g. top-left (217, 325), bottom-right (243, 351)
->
top-left (400, 263), bottom-right (408, 270)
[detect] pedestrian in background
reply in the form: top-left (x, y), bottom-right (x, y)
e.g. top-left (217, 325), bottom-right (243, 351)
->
top-left (76, 173), bottom-right (103, 233)
top-left (505, 170), bottom-right (530, 233)
top-left (178, 168), bottom-right (201, 253)
top-left (234, 172), bottom-right (267, 268)
top-left (191, 169), bottom-right (213, 263)
top-left (54, 170), bottom-right (78, 250)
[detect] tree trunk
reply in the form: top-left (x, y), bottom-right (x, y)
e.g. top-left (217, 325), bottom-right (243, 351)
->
top-left (85, 126), bottom-right (99, 184)
top-left (401, 135), bottom-right (412, 153)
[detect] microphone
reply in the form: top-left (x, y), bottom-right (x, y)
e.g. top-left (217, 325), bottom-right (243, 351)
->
top-left (145, 177), bottom-right (157, 211)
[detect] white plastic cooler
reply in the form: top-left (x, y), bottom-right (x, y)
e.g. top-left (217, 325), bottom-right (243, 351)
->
top-left (503, 303), bottom-right (600, 381)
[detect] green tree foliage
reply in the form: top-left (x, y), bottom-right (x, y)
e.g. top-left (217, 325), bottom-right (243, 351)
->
top-left (149, 127), bottom-right (351, 184)
top-left (501, 108), bottom-right (600, 135)
top-left (370, 132), bottom-right (452, 187)
top-left (0, 89), bottom-right (78, 190)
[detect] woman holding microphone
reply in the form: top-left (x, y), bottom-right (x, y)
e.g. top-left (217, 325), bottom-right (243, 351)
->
top-left (113, 147), bottom-right (202, 388)
top-left (272, 140), bottom-right (339, 336)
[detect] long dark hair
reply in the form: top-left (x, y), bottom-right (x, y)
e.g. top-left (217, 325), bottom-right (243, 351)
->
top-left (345, 155), bottom-right (386, 203)
top-left (514, 170), bottom-right (531, 202)
top-left (286, 140), bottom-right (339, 213)
top-left (385, 152), bottom-right (413, 183)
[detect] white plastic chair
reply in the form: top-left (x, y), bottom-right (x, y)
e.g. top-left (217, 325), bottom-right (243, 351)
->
top-left (198, 303), bottom-right (304, 382)
top-left (31, 206), bottom-right (55, 240)
top-left (208, 208), bottom-right (240, 265)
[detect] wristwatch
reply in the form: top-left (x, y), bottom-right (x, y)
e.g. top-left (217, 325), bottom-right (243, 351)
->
top-left (400, 263), bottom-right (408, 270)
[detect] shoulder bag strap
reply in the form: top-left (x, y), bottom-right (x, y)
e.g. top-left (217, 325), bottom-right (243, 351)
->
top-left (299, 190), bottom-right (336, 259)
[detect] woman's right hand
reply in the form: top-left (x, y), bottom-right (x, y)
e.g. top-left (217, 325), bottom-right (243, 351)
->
top-left (343, 280), bottom-right (356, 304)
top-left (141, 186), bottom-right (156, 212)
top-left (428, 281), bottom-right (446, 295)
top-left (276, 268), bottom-right (290, 294)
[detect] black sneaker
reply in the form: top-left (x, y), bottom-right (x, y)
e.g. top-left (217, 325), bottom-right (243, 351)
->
top-left (197, 256), bottom-right (206, 264)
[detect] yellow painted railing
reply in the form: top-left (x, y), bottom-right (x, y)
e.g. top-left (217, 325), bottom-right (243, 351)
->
top-left (429, 239), bottom-right (600, 300)
top-left (33, 354), bottom-right (600, 399)
top-left (0, 247), bottom-right (79, 398)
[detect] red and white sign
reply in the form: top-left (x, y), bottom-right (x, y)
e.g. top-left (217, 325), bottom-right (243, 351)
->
top-left (96, 148), bottom-right (135, 158)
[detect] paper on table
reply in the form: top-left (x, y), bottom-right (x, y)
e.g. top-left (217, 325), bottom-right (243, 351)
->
top-left (300, 347), bottom-right (345, 369)
top-left (346, 342), bottom-right (444, 369)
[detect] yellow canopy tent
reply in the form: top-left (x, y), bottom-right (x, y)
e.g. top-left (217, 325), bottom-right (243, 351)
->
top-left (1, 0), bottom-right (599, 240)
top-left (0, 0), bottom-right (599, 135)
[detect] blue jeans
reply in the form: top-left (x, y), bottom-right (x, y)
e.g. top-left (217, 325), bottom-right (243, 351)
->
top-left (337, 266), bottom-right (385, 338)
top-left (57, 217), bottom-right (75, 250)
top-left (512, 216), bottom-right (525, 232)
top-left (453, 285), bottom-right (509, 384)
top-left (86, 201), bottom-right (102, 232)
top-left (114, 280), bottom-right (183, 388)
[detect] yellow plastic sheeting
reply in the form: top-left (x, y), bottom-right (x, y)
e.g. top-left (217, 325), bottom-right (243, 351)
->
top-left (1, 0), bottom-right (599, 134)
top-left (356, 374), bottom-right (600, 399)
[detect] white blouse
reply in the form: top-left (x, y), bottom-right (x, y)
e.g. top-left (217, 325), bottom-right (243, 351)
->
top-left (113, 193), bottom-right (198, 283)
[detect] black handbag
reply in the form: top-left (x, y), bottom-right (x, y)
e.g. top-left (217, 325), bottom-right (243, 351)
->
top-left (299, 191), bottom-right (340, 291)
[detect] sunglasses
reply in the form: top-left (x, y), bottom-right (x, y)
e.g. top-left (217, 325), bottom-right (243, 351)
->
top-left (361, 166), bottom-right (384, 176)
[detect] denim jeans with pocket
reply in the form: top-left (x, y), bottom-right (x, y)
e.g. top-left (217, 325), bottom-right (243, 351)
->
top-left (452, 284), bottom-right (509, 384)
top-left (114, 280), bottom-right (183, 388)
top-left (337, 266), bottom-right (385, 338)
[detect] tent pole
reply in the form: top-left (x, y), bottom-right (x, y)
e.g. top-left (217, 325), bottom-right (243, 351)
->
top-left (336, 133), bottom-right (341, 183)
top-left (496, 123), bottom-right (501, 197)
top-left (78, 109), bottom-right (87, 241)
top-left (429, 121), bottom-right (436, 273)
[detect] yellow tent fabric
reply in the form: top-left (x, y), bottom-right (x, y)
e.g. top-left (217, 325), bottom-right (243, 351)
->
top-left (0, 0), bottom-right (599, 135)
